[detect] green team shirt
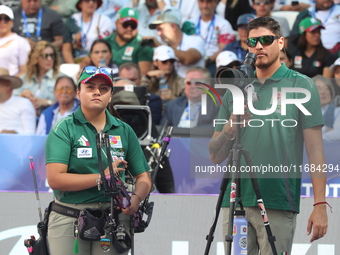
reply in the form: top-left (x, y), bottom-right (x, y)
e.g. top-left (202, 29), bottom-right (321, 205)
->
top-left (103, 33), bottom-right (153, 66)
top-left (215, 64), bottom-right (324, 212)
top-left (45, 108), bottom-right (150, 204)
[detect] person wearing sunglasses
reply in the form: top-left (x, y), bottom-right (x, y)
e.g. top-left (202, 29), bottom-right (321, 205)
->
top-left (251, 0), bottom-right (291, 48)
top-left (0, 5), bottom-right (31, 77)
top-left (81, 7), bottom-right (154, 76)
top-left (45, 66), bottom-right (151, 255)
top-left (36, 76), bottom-right (79, 135)
top-left (14, 40), bottom-right (65, 115)
top-left (289, 17), bottom-right (336, 78)
top-left (209, 17), bottom-right (328, 255)
top-left (62, 0), bottom-right (113, 63)
top-left (142, 45), bottom-right (184, 104)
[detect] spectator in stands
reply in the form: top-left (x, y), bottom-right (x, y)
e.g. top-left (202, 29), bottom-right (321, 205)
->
top-left (216, 50), bottom-right (242, 70)
top-left (0, 68), bottom-right (36, 134)
top-left (0, 5), bottom-right (30, 77)
top-left (289, 0), bottom-right (340, 54)
top-left (62, 0), bottom-right (112, 63)
top-left (223, 13), bottom-right (257, 61)
top-left (88, 39), bottom-right (118, 76)
top-left (149, 9), bottom-right (206, 78)
top-left (42, 0), bottom-right (78, 22)
top-left (218, 0), bottom-right (254, 31)
top-left (14, 41), bottom-right (64, 114)
top-left (1, 0), bottom-right (20, 9)
top-left (96, 0), bottom-right (130, 30)
top-left (142, 45), bottom-right (184, 104)
top-left (280, 49), bottom-right (293, 68)
top-left (193, 0), bottom-right (235, 76)
top-left (156, 0), bottom-right (200, 22)
top-left (252, 0), bottom-right (291, 46)
top-left (12, 0), bottom-right (64, 50)
top-left (130, 0), bottom-right (162, 40)
top-left (330, 58), bottom-right (340, 96)
top-left (313, 75), bottom-right (340, 142)
top-left (290, 17), bottom-right (336, 78)
top-left (161, 66), bottom-right (219, 128)
top-left (36, 76), bottom-right (79, 135)
top-left (119, 62), bottom-right (163, 124)
top-left (273, 0), bottom-right (311, 12)
top-left (81, 7), bottom-right (154, 75)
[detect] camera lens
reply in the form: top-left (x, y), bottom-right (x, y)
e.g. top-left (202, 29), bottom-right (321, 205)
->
top-left (215, 68), bottom-right (244, 86)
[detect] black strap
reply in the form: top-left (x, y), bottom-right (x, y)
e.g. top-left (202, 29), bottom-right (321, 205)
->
top-left (50, 201), bottom-right (80, 218)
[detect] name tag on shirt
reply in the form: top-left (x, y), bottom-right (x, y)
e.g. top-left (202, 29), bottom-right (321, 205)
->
top-left (77, 148), bottom-right (92, 158)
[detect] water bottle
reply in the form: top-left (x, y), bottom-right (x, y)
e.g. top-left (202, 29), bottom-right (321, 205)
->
top-left (232, 210), bottom-right (247, 255)
top-left (99, 59), bottom-right (106, 67)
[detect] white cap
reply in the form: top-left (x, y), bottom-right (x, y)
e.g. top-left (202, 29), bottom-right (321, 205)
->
top-left (216, 51), bottom-right (241, 68)
top-left (330, 58), bottom-right (340, 72)
top-left (0, 5), bottom-right (14, 20)
top-left (153, 45), bottom-right (178, 61)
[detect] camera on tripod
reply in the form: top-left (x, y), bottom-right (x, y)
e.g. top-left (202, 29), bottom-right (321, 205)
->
top-left (215, 53), bottom-right (259, 103)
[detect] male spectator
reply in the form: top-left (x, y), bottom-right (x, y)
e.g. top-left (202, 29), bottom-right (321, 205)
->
top-left (149, 9), bottom-right (206, 78)
top-left (289, 0), bottom-right (340, 54)
top-left (155, 0), bottom-right (200, 22)
top-left (36, 76), bottom-right (79, 135)
top-left (0, 68), bottom-right (35, 134)
top-left (118, 62), bottom-right (163, 125)
top-left (216, 50), bottom-right (242, 70)
top-left (42, 0), bottom-right (78, 22)
top-left (81, 7), bottom-right (153, 75)
top-left (209, 17), bottom-right (327, 254)
top-left (193, 0), bottom-right (235, 76)
top-left (96, 0), bottom-right (130, 30)
top-left (161, 66), bottom-right (219, 128)
top-left (223, 13), bottom-right (257, 62)
top-left (273, 0), bottom-right (312, 12)
top-left (252, 0), bottom-right (291, 46)
top-left (130, 0), bottom-right (162, 40)
top-left (12, 0), bottom-right (64, 50)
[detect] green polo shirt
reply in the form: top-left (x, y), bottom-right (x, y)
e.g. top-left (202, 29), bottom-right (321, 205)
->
top-left (46, 108), bottom-right (150, 204)
top-left (215, 64), bottom-right (324, 212)
top-left (103, 33), bottom-right (153, 66)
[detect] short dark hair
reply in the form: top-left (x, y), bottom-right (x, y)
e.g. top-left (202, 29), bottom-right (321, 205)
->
top-left (247, 16), bottom-right (281, 37)
top-left (90, 39), bottom-right (112, 54)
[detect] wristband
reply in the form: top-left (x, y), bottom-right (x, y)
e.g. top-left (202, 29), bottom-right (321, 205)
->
top-left (313, 201), bottom-right (333, 213)
top-left (132, 193), bottom-right (142, 203)
top-left (96, 174), bottom-right (101, 191)
top-left (223, 131), bottom-right (235, 140)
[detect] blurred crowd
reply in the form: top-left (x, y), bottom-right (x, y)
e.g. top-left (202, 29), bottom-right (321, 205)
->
top-left (0, 0), bottom-right (340, 142)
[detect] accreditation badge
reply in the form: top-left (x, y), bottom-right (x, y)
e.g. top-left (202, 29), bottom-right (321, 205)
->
top-left (294, 56), bottom-right (302, 69)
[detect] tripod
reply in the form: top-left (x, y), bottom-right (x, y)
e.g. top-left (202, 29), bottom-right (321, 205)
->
top-left (204, 115), bottom-right (278, 255)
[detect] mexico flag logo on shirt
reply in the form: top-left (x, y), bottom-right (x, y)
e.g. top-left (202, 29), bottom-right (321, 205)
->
top-left (78, 135), bottom-right (90, 146)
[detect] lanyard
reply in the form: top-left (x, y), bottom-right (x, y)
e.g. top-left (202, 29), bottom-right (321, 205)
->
top-left (237, 47), bottom-right (243, 61)
top-left (80, 15), bottom-right (94, 48)
top-left (311, 4), bottom-right (335, 26)
top-left (22, 8), bottom-right (42, 38)
top-left (185, 103), bottom-right (201, 121)
top-left (196, 15), bottom-right (215, 47)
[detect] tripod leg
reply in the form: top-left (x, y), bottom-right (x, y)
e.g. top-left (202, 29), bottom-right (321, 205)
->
top-left (241, 149), bottom-right (278, 255)
top-left (203, 155), bottom-right (232, 255)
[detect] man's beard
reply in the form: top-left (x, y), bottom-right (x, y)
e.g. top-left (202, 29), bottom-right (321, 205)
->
top-left (117, 32), bottom-right (134, 43)
top-left (146, 1), bottom-right (158, 8)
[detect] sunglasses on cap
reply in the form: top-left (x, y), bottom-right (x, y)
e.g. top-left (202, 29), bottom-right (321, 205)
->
top-left (121, 21), bottom-right (137, 30)
top-left (161, 59), bottom-right (176, 64)
top-left (81, 66), bottom-right (115, 79)
top-left (0, 16), bottom-right (11, 23)
top-left (246, 35), bottom-right (280, 47)
top-left (254, 0), bottom-right (270, 5)
top-left (41, 53), bottom-right (56, 60)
